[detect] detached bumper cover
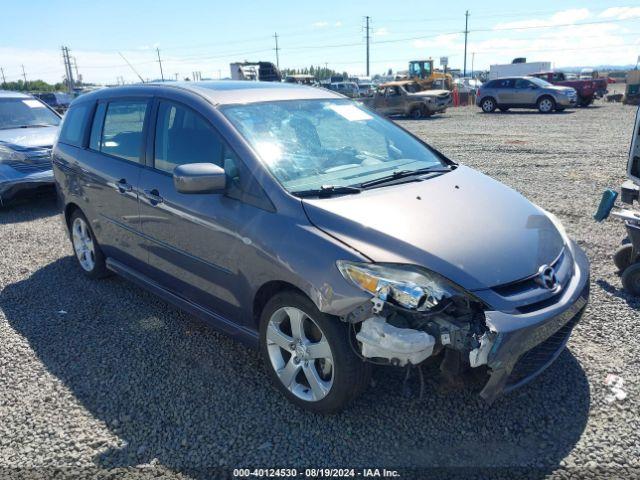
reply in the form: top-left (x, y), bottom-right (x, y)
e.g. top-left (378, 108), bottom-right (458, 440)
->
top-left (0, 165), bottom-right (54, 204)
top-left (480, 241), bottom-right (590, 403)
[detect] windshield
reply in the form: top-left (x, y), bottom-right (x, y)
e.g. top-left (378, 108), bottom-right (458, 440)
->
top-left (528, 77), bottom-right (553, 88)
top-left (222, 99), bottom-right (444, 192)
top-left (0, 98), bottom-right (60, 129)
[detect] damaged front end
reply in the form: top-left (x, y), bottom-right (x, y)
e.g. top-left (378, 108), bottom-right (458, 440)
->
top-left (0, 142), bottom-right (54, 206)
top-left (337, 245), bottom-right (590, 403)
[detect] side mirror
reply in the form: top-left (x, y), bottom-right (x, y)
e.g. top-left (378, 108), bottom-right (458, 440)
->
top-left (529, 84), bottom-right (539, 89)
top-left (173, 163), bottom-right (226, 194)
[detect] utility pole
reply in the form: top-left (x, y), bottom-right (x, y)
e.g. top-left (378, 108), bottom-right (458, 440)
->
top-left (61, 46), bottom-right (75, 93)
top-left (21, 64), bottom-right (28, 89)
top-left (365, 16), bottom-right (371, 77)
top-left (463, 10), bottom-right (470, 77)
top-left (72, 57), bottom-right (80, 80)
top-left (0, 67), bottom-right (5, 87)
top-left (156, 48), bottom-right (165, 81)
top-left (273, 33), bottom-right (280, 69)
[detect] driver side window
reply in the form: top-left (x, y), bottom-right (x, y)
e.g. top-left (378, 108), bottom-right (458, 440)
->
top-left (154, 101), bottom-right (240, 188)
top-left (515, 79), bottom-right (532, 89)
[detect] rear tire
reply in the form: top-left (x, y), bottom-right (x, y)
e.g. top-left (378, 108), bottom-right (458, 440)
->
top-left (259, 291), bottom-right (370, 413)
top-left (409, 106), bottom-right (425, 119)
top-left (480, 97), bottom-right (496, 113)
top-left (69, 210), bottom-right (109, 279)
top-left (622, 263), bottom-right (640, 296)
top-left (578, 97), bottom-right (593, 108)
top-left (537, 96), bottom-right (555, 113)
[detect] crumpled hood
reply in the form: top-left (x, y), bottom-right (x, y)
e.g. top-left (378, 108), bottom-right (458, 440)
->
top-left (302, 166), bottom-right (564, 291)
top-left (0, 126), bottom-right (58, 148)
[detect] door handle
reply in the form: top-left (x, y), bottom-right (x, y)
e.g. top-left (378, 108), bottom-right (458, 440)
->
top-left (116, 178), bottom-right (133, 193)
top-left (143, 189), bottom-right (164, 206)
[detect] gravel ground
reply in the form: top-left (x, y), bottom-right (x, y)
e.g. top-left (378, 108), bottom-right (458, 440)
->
top-left (1, 98), bottom-right (639, 479)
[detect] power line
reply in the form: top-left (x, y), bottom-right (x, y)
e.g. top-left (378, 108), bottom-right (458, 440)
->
top-left (118, 52), bottom-right (145, 83)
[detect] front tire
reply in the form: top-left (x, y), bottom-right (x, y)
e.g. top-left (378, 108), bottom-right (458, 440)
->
top-left (537, 96), bottom-right (555, 113)
top-left (481, 97), bottom-right (496, 113)
top-left (69, 210), bottom-right (108, 279)
top-left (259, 291), bottom-right (370, 413)
top-left (622, 263), bottom-right (640, 296)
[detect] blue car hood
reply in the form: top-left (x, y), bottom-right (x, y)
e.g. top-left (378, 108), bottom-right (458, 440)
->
top-left (0, 126), bottom-right (58, 148)
top-left (301, 166), bottom-right (564, 290)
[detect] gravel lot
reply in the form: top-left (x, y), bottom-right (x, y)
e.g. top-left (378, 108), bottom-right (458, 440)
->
top-left (1, 98), bottom-right (639, 479)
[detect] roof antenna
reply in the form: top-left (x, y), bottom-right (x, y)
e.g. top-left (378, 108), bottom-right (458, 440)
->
top-left (119, 52), bottom-right (145, 83)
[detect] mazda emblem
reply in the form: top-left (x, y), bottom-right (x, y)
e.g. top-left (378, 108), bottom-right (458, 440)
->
top-left (535, 265), bottom-right (558, 290)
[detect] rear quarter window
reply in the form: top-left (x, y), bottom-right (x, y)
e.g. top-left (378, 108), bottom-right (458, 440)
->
top-left (58, 103), bottom-right (91, 147)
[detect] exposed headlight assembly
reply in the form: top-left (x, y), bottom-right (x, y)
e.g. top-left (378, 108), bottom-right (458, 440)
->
top-left (337, 261), bottom-right (463, 311)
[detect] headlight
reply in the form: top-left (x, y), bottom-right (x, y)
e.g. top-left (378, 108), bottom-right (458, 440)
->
top-left (337, 261), bottom-right (463, 311)
top-left (542, 208), bottom-right (570, 245)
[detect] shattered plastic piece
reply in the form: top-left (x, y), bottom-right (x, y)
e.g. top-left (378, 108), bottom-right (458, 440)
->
top-left (604, 374), bottom-right (627, 403)
top-left (371, 296), bottom-right (384, 314)
top-left (356, 316), bottom-right (435, 366)
top-left (469, 332), bottom-right (495, 368)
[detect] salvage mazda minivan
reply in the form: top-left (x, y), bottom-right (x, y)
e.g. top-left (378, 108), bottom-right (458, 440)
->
top-left (53, 81), bottom-right (590, 413)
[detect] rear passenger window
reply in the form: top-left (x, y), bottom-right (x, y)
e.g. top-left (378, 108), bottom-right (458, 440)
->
top-left (58, 103), bottom-right (91, 147)
top-left (154, 101), bottom-right (229, 174)
top-left (100, 100), bottom-right (148, 163)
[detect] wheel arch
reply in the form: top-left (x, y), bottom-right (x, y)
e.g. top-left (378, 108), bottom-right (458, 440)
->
top-left (253, 280), bottom-right (309, 328)
top-left (64, 202), bottom-right (82, 229)
top-left (537, 94), bottom-right (555, 104)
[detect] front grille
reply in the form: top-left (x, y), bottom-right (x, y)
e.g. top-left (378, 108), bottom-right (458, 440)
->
top-left (505, 306), bottom-right (584, 390)
top-left (1, 146), bottom-right (52, 174)
top-left (4, 159), bottom-right (51, 173)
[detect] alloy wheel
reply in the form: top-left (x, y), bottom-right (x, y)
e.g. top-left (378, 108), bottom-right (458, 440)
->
top-left (482, 99), bottom-right (495, 112)
top-left (539, 98), bottom-right (554, 113)
top-left (72, 217), bottom-right (96, 272)
top-left (266, 306), bottom-right (334, 402)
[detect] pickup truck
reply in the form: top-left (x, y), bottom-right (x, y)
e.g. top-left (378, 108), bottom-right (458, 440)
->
top-left (530, 71), bottom-right (607, 107)
top-left (359, 81), bottom-right (451, 119)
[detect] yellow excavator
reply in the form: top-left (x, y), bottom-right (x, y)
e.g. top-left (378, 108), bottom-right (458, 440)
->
top-left (408, 60), bottom-right (453, 91)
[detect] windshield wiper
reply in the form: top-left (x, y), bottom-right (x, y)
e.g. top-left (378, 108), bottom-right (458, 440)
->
top-left (0, 124), bottom-right (57, 130)
top-left (292, 185), bottom-right (362, 198)
top-left (359, 165), bottom-right (454, 189)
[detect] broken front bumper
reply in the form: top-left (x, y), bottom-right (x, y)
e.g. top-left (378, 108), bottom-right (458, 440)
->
top-left (0, 165), bottom-right (54, 205)
top-left (479, 241), bottom-right (590, 403)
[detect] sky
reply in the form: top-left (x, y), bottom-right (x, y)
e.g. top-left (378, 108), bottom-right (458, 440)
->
top-left (0, 0), bottom-right (639, 84)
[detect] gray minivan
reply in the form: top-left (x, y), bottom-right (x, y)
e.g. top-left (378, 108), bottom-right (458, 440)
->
top-left (53, 81), bottom-right (589, 413)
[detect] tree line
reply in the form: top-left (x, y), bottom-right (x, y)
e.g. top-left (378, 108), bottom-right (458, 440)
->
top-left (1, 79), bottom-right (66, 92)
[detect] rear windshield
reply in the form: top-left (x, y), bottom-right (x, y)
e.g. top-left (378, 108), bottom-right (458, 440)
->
top-left (0, 98), bottom-right (60, 130)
